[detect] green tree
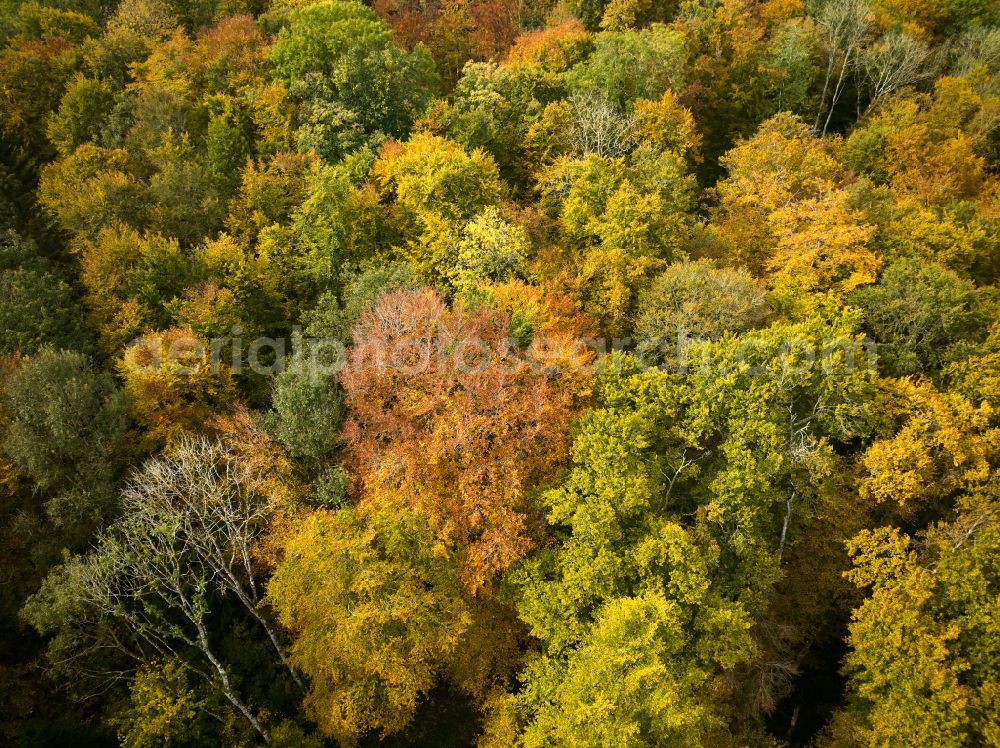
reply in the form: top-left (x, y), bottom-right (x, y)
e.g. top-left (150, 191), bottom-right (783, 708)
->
top-left (766, 18), bottom-right (823, 116)
top-left (269, 261), bottom-right (420, 477)
top-left (373, 133), bottom-right (505, 283)
top-left (435, 61), bottom-right (548, 182)
top-left (269, 347), bottom-right (345, 473)
top-left (850, 258), bottom-right (997, 379)
top-left (3, 348), bottom-right (128, 540)
top-left (572, 0), bottom-right (612, 31)
top-left (145, 133), bottom-right (224, 246)
top-left (38, 144), bottom-right (147, 241)
top-left (272, 0), bottom-right (438, 157)
top-left (46, 73), bottom-right (114, 155)
top-left (224, 152), bottom-right (314, 246)
top-left (301, 261), bottom-right (421, 344)
top-left (498, 310), bottom-right (878, 743)
top-left (538, 147), bottom-right (696, 335)
top-left (567, 24), bottom-right (686, 107)
top-left (635, 259), bottom-right (767, 367)
top-left (0, 230), bottom-right (91, 356)
top-left (80, 224), bottom-right (198, 355)
top-left (285, 160), bottom-right (388, 291)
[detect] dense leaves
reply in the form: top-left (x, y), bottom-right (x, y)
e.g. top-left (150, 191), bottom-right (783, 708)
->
top-left (340, 288), bottom-right (581, 591)
top-left (2, 0), bottom-right (999, 745)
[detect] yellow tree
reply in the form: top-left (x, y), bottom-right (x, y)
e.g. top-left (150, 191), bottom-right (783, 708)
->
top-left (858, 378), bottom-right (998, 518)
top-left (267, 506), bottom-right (471, 743)
top-left (373, 133), bottom-right (505, 283)
top-left (714, 113), bottom-right (843, 274)
top-left (831, 480), bottom-right (1000, 747)
top-left (765, 189), bottom-right (878, 314)
top-left (633, 88), bottom-right (703, 165)
top-left (79, 224), bottom-right (196, 355)
top-left (118, 328), bottom-right (236, 452)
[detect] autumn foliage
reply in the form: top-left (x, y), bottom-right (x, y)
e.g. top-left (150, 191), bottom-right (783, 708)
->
top-left (341, 288), bottom-right (578, 591)
top-left (3, 0), bottom-right (1000, 745)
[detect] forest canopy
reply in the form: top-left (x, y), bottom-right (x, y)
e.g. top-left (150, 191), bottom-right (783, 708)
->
top-left (1, 0), bottom-right (999, 746)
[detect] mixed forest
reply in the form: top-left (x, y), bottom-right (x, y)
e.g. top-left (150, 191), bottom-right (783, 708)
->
top-left (1, 0), bottom-right (999, 745)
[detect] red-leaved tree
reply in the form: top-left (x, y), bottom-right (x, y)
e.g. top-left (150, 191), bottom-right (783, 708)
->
top-left (341, 287), bottom-right (577, 592)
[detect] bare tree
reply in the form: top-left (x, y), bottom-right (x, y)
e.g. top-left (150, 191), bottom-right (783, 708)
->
top-left (812, 0), bottom-right (874, 135)
top-left (123, 435), bottom-right (303, 691)
top-left (25, 514), bottom-right (271, 740)
top-left (947, 27), bottom-right (1000, 78)
top-left (22, 434), bottom-right (303, 743)
top-left (570, 91), bottom-right (638, 158)
top-left (860, 30), bottom-right (935, 111)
